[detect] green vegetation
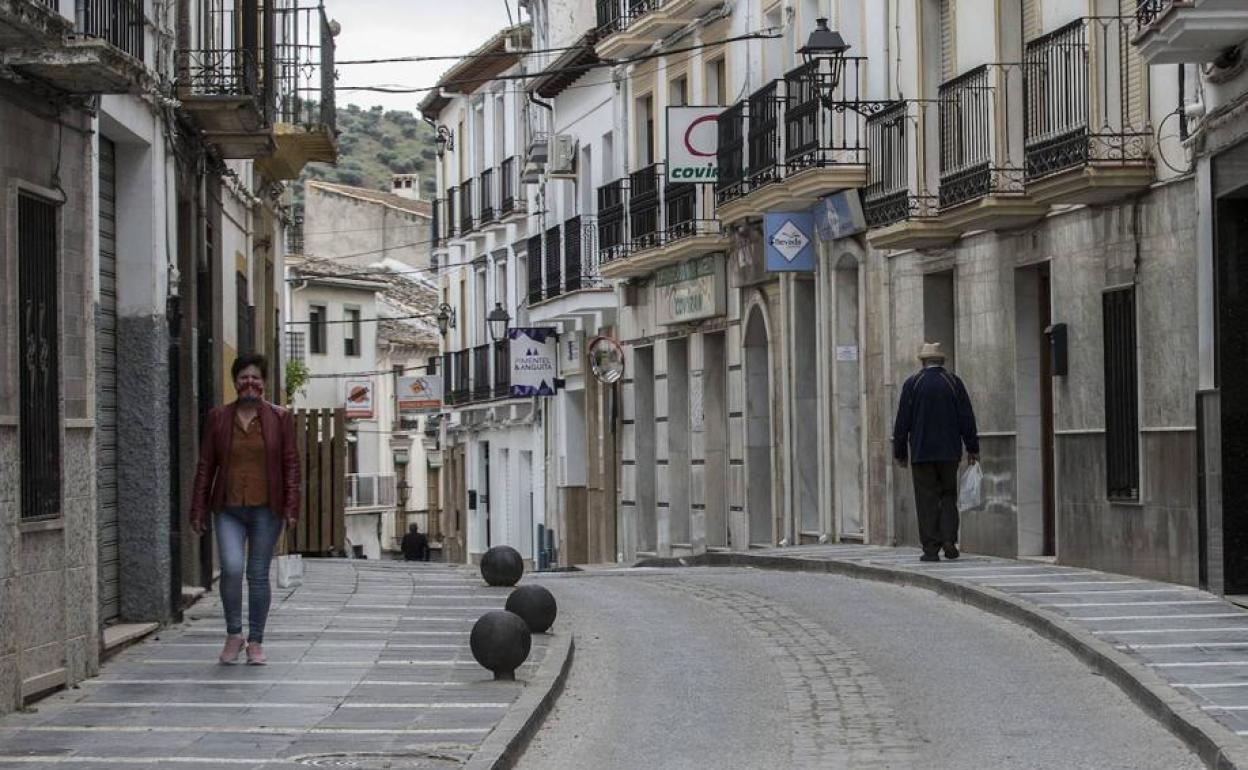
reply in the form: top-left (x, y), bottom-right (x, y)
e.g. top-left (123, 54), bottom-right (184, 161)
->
top-left (296, 104), bottom-right (437, 208)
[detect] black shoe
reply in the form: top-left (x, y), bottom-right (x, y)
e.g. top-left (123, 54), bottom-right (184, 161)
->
top-left (920, 553), bottom-right (940, 562)
top-left (943, 543), bottom-right (960, 560)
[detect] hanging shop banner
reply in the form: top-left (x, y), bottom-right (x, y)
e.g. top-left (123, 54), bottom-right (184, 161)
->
top-left (655, 253), bottom-right (728, 326)
top-left (813, 190), bottom-right (867, 242)
top-left (764, 211), bottom-right (816, 272)
top-left (509, 327), bottom-right (559, 397)
top-left (398, 375), bottom-right (442, 414)
top-left (666, 106), bottom-right (723, 183)
top-left (344, 378), bottom-right (374, 419)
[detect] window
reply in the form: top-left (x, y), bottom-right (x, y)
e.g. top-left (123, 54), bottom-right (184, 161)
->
top-left (707, 58), bottom-right (727, 106)
top-left (669, 75), bottom-right (688, 107)
top-left (18, 193), bottom-right (61, 520)
top-left (1103, 286), bottom-right (1139, 500)
top-left (636, 95), bottom-right (654, 166)
top-left (344, 307), bottom-right (361, 357)
top-left (309, 304), bottom-right (327, 354)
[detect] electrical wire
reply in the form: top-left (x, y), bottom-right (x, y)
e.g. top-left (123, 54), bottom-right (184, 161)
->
top-left (285, 312), bottom-right (440, 326)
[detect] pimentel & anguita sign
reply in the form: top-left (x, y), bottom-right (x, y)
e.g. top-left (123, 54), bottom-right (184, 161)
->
top-left (655, 254), bottom-right (727, 325)
top-left (666, 106), bottom-right (722, 183)
top-left (509, 327), bottom-right (558, 397)
top-left (764, 210), bottom-right (816, 272)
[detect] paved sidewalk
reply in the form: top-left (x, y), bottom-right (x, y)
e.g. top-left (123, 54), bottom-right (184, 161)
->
top-left (0, 560), bottom-right (555, 769)
top-left (642, 544), bottom-right (1248, 769)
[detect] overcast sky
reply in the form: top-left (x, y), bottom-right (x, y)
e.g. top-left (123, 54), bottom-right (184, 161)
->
top-left (323, 0), bottom-right (521, 114)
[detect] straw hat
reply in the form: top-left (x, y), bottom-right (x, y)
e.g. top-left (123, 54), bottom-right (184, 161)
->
top-left (918, 342), bottom-right (946, 362)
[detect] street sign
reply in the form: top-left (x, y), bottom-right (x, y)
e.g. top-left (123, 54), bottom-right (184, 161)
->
top-left (344, 378), bottom-right (373, 419)
top-left (764, 211), bottom-right (816, 272)
top-left (398, 375), bottom-right (441, 413)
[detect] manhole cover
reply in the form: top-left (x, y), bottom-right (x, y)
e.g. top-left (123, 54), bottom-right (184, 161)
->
top-left (295, 751), bottom-right (467, 769)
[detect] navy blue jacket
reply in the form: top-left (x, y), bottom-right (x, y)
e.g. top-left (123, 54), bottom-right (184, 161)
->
top-left (892, 366), bottom-right (979, 464)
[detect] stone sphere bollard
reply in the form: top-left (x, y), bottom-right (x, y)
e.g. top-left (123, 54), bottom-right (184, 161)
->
top-left (480, 545), bottom-right (524, 587)
top-left (505, 584), bottom-right (558, 634)
top-left (469, 610), bottom-right (532, 680)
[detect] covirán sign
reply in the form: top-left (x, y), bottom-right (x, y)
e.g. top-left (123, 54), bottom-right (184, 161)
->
top-left (666, 106), bottom-right (723, 183)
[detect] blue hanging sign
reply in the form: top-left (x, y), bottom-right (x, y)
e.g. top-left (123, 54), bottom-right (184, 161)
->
top-left (764, 211), bottom-right (816, 272)
top-left (813, 190), bottom-right (866, 242)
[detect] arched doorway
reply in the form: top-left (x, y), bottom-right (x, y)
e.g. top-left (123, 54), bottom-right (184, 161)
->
top-left (834, 254), bottom-right (864, 538)
top-left (744, 306), bottom-right (774, 545)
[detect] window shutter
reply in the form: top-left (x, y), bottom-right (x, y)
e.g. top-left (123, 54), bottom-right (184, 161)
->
top-left (1023, 0), bottom-right (1041, 41)
top-left (941, 0), bottom-right (957, 82)
top-left (1120, 0), bottom-right (1148, 128)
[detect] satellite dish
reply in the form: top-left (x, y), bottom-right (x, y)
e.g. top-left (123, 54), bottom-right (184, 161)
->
top-left (588, 336), bottom-right (625, 384)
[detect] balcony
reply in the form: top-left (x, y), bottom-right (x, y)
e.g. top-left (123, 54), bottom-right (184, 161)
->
top-left (449, 349), bottom-right (470, 404)
top-left (1023, 18), bottom-right (1153, 205)
top-left (346, 473), bottom-right (396, 511)
top-left (492, 341), bottom-right (510, 399)
top-left (527, 215), bottom-right (615, 324)
top-left (599, 163), bottom-right (726, 279)
top-left (459, 180), bottom-right (475, 234)
top-left (595, 0), bottom-right (720, 59)
top-left (544, 224), bottom-right (563, 300)
top-left (257, 3), bottom-right (338, 179)
top-left (717, 60), bottom-right (870, 225)
top-left (471, 344), bottom-right (492, 401)
top-left (180, 3), bottom-right (270, 159)
top-left (863, 100), bottom-right (960, 250)
top-left (499, 156), bottom-right (526, 218)
top-left (526, 233), bottom-right (544, 305)
top-left (445, 187), bottom-right (459, 240)
top-left (1134, 0), bottom-right (1248, 64)
top-left (935, 64), bottom-right (1047, 232)
top-left (1, 0), bottom-right (150, 95)
top-left (479, 168), bottom-right (496, 225)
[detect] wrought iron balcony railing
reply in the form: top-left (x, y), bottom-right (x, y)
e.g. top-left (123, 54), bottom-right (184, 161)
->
top-left (629, 163), bottom-right (661, 252)
top-left (500, 157), bottom-right (518, 215)
top-left (272, 3), bottom-right (336, 129)
top-left (79, 0), bottom-right (145, 61)
top-left (863, 99), bottom-right (940, 229)
top-left (598, 179), bottom-right (628, 263)
top-left (445, 187), bottom-right (459, 239)
top-left (451, 349), bottom-right (470, 404)
top-left (471, 344), bottom-right (492, 401)
top-left (938, 64), bottom-right (1026, 209)
top-left (185, 4), bottom-right (259, 98)
top-left (783, 58), bottom-right (870, 173)
top-left (595, 0), bottom-right (660, 35)
top-left (544, 224), bottom-right (563, 299)
top-left (441, 351), bottom-right (453, 404)
top-left (479, 168), bottom-right (495, 224)
top-left (663, 181), bottom-right (717, 243)
top-left (747, 80), bottom-right (782, 190)
top-left (716, 101), bottom-right (748, 205)
top-left (527, 234), bottom-right (544, 305)
top-left (1135, 0), bottom-right (1171, 27)
top-left (1023, 17), bottom-right (1151, 182)
top-left (459, 180), bottom-right (475, 234)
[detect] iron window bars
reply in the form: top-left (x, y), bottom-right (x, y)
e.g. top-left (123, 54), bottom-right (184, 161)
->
top-left (18, 193), bottom-right (61, 521)
top-left (1022, 16), bottom-right (1151, 182)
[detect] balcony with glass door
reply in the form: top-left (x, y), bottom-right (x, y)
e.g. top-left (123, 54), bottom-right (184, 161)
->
top-left (1133, 0), bottom-right (1248, 64)
top-left (862, 100), bottom-right (960, 250)
top-left (935, 64), bottom-right (1047, 232)
top-left (595, 0), bottom-right (719, 59)
top-left (1023, 17), bottom-right (1153, 205)
top-left (3, 0), bottom-right (149, 94)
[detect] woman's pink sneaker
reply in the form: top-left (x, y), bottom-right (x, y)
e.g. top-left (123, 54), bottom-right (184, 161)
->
top-left (218, 635), bottom-right (245, 665)
top-left (246, 642), bottom-right (267, 665)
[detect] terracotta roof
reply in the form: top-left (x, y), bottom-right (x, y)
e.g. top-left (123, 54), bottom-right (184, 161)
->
top-left (307, 181), bottom-right (432, 218)
top-left (287, 256), bottom-right (441, 348)
top-left (419, 24), bottom-right (532, 119)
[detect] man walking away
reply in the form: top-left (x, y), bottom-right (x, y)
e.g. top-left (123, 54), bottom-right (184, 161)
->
top-left (401, 523), bottom-right (430, 561)
top-left (892, 342), bottom-right (980, 562)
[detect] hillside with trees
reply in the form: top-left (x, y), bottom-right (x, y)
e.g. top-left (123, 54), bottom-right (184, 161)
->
top-left (300, 104), bottom-right (437, 201)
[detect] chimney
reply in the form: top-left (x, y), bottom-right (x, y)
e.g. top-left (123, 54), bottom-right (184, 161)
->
top-left (391, 173), bottom-right (421, 200)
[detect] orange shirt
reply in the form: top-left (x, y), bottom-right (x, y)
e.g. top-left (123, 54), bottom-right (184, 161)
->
top-left (224, 412), bottom-right (270, 507)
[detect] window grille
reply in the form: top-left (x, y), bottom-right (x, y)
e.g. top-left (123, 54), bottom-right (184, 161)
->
top-left (1104, 286), bottom-right (1139, 500)
top-left (19, 193), bottom-right (61, 520)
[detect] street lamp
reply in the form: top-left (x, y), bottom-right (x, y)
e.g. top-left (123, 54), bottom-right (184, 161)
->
top-left (486, 302), bottom-right (511, 342)
top-left (434, 125), bottom-right (454, 158)
top-left (798, 18), bottom-right (850, 110)
top-left (435, 302), bottom-right (456, 336)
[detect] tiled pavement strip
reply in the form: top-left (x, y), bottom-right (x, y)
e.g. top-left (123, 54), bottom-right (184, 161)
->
top-left (642, 544), bottom-right (1248, 768)
top-left (0, 560), bottom-right (553, 769)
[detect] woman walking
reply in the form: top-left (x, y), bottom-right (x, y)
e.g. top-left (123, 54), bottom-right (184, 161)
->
top-left (191, 354), bottom-right (300, 665)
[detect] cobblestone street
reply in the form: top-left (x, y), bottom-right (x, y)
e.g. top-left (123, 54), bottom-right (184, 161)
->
top-left (0, 561), bottom-right (548, 769)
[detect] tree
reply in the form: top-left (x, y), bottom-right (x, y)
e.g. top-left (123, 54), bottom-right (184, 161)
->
top-left (284, 358), bottom-right (310, 403)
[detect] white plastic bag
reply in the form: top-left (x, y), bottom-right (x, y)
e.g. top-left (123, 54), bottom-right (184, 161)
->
top-left (277, 553), bottom-right (302, 588)
top-left (958, 463), bottom-right (984, 513)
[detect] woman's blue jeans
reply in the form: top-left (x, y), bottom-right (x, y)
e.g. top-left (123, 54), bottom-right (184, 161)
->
top-left (215, 506), bottom-right (283, 643)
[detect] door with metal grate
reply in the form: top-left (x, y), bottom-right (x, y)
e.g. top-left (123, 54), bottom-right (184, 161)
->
top-left (97, 137), bottom-right (120, 624)
top-left (19, 193), bottom-right (61, 520)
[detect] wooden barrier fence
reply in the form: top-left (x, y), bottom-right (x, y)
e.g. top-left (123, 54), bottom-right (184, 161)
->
top-left (294, 407), bottom-right (346, 554)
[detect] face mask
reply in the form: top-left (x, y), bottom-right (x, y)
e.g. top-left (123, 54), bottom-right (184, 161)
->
top-left (237, 380), bottom-right (264, 404)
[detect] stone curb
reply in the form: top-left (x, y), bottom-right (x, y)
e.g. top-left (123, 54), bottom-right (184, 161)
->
top-left (637, 551), bottom-right (1248, 770)
top-left (463, 630), bottom-right (576, 770)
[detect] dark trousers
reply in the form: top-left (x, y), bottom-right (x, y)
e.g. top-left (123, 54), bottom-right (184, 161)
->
top-left (911, 461), bottom-right (960, 555)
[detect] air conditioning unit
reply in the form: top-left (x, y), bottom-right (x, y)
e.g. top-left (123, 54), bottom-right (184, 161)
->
top-left (549, 134), bottom-right (577, 178)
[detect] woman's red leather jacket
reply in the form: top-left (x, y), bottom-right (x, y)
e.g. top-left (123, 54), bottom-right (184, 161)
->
top-left (190, 401), bottom-right (301, 528)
